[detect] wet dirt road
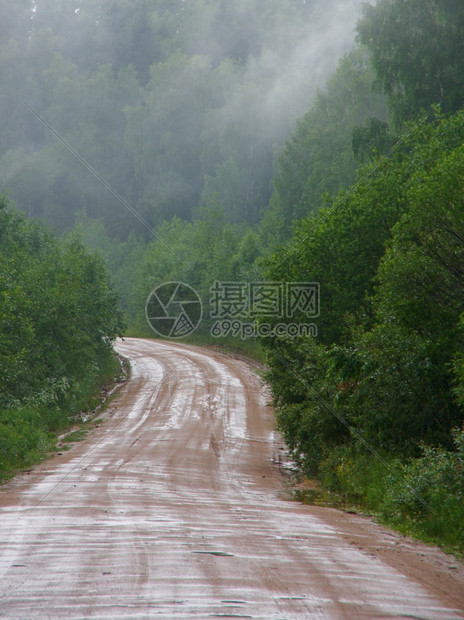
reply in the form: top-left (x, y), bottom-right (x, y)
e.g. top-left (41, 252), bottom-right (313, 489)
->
top-left (1, 338), bottom-right (463, 619)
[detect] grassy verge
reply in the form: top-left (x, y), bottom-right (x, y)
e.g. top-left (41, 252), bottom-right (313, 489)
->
top-left (304, 439), bottom-right (464, 558)
top-left (0, 350), bottom-right (126, 484)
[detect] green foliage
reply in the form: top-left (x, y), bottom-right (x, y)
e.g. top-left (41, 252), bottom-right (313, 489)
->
top-left (357, 0), bottom-right (464, 126)
top-left (454, 315), bottom-right (464, 408)
top-left (349, 135), bottom-right (464, 452)
top-left (347, 326), bottom-right (457, 452)
top-left (381, 427), bottom-right (464, 551)
top-left (260, 109), bottom-right (464, 474)
top-left (352, 117), bottom-right (396, 163)
top-left (75, 212), bottom-right (147, 320)
top-left (376, 145), bottom-right (464, 336)
top-left (0, 407), bottom-right (52, 480)
top-left (264, 111), bottom-right (445, 348)
top-left (124, 51), bottom-right (215, 223)
top-left (133, 207), bottom-right (260, 333)
top-left (319, 446), bottom-right (388, 510)
top-left (1, 0), bottom-right (359, 236)
top-left (0, 196), bottom-right (125, 478)
top-left (266, 339), bottom-right (349, 474)
top-left (261, 48), bottom-right (388, 243)
top-left (317, 434), bottom-right (464, 553)
top-left (62, 429), bottom-right (88, 443)
top-left (256, 30), bottom-right (464, 547)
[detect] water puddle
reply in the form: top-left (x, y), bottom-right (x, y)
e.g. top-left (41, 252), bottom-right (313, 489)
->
top-left (289, 478), bottom-right (351, 511)
top-left (193, 550), bottom-right (235, 557)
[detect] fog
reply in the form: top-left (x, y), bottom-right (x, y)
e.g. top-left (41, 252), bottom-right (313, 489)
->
top-left (0, 0), bottom-right (366, 233)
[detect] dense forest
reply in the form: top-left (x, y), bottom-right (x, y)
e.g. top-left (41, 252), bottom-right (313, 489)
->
top-left (0, 195), bottom-right (125, 475)
top-left (1, 0), bottom-right (364, 232)
top-left (1, 0), bottom-right (464, 550)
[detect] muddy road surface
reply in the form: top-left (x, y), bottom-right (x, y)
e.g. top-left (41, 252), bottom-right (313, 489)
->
top-left (1, 338), bottom-right (463, 619)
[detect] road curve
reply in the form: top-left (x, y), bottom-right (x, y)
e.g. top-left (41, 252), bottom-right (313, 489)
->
top-left (0, 338), bottom-right (463, 619)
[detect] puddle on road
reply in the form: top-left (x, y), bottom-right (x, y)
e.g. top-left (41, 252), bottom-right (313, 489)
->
top-left (292, 486), bottom-right (341, 508)
top-left (286, 477), bottom-right (354, 512)
top-left (192, 550), bottom-right (235, 557)
top-left (213, 599), bottom-right (253, 620)
top-left (277, 458), bottom-right (347, 510)
top-left (212, 614), bottom-right (253, 620)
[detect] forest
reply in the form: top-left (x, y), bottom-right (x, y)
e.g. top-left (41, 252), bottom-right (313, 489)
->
top-left (1, 0), bottom-right (464, 551)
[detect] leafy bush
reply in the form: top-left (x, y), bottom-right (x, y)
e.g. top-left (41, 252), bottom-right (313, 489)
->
top-left (261, 109), bottom-right (464, 472)
top-left (260, 110), bottom-right (464, 553)
top-left (0, 197), bottom-right (125, 409)
top-left (382, 427), bottom-right (464, 551)
top-left (0, 197), bottom-right (125, 479)
top-left (0, 407), bottom-right (51, 479)
top-left (315, 432), bottom-right (464, 552)
top-left (319, 446), bottom-right (388, 511)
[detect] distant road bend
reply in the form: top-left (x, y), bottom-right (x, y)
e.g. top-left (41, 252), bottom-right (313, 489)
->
top-left (0, 338), bottom-right (463, 618)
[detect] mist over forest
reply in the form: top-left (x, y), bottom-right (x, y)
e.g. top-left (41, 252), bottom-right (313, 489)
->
top-left (2, 0), bottom-right (464, 552)
top-left (1, 0), bottom-right (364, 235)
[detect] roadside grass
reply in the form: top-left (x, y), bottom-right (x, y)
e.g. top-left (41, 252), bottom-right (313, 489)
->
top-left (0, 416), bottom-right (55, 482)
top-left (62, 429), bottom-right (88, 443)
top-left (0, 351), bottom-right (126, 485)
top-left (124, 326), bottom-right (153, 338)
top-left (310, 441), bottom-right (464, 558)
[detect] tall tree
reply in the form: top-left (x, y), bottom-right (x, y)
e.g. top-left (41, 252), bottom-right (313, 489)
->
top-left (261, 48), bottom-right (388, 244)
top-left (258, 109), bottom-right (464, 468)
top-left (357, 0), bottom-right (464, 126)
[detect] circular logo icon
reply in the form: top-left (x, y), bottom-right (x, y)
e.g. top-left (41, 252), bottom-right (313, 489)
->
top-left (145, 282), bottom-right (202, 339)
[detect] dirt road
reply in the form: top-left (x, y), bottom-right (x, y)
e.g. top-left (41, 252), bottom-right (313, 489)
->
top-left (1, 338), bottom-right (463, 619)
